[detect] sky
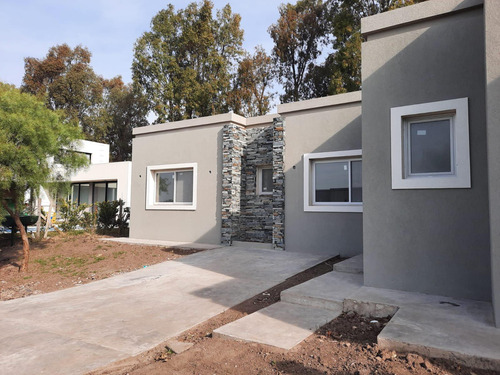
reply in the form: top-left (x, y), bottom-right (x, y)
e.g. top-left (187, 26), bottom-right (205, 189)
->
top-left (0, 0), bottom-right (283, 88)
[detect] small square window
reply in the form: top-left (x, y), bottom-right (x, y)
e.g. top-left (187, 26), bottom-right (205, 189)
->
top-left (391, 98), bottom-right (470, 189)
top-left (304, 150), bottom-right (363, 213)
top-left (146, 163), bottom-right (197, 210)
top-left (406, 117), bottom-right (452, 175)
top-left (257, 166), bottom-right (273, 195)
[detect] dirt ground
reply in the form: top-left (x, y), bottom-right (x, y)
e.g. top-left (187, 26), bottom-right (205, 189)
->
top-left (92, 311), bottom-right (498, 375)
top-left (0, 232), bottom-right (202, 301)
top-left (1, 233), bottom-right (497, 375)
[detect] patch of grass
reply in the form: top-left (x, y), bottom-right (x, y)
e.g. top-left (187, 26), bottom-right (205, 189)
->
top-left (92, 255), bottom-right (106, 263)
top-left (23, 276), bottom-right (32, 280)
top-left (94, 245), bottom-right (103, 251)
top-left (34, 258), bottom-right (48, 267)
top-left (33, 255), bottom-right (89, 276)
top-left (63, 257), bottom-right (87, 267)
top-left (112, 251), bottom-right (125, 259)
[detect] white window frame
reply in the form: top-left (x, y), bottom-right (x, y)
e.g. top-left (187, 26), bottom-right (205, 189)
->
top-left (391, 98), bottom-right (470, 189)
top-left (146, 163), bottom-right (197, 210)
top-left (257, 166), bottom-right (273, 195)
top-left (304, 150), bottom-right (363, 213)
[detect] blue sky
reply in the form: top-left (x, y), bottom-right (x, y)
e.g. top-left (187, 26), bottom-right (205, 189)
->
top-left (0, 0), bottom-right (282, 88)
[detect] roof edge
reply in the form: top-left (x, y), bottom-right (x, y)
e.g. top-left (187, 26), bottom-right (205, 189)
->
top-left (133, 112), bottom-right (247, 136)
top-left (277, 91), bottom-right (362, 115)
top-left (361, 0), bottom-right (483, 37)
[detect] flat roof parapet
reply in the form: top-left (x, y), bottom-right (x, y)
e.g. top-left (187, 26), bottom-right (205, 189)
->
top-left (133, 112), bottom-right (247, 136)
top-left (277, 91), bottom-right (362, 115)
top-left (361, 0), bottom-right (483, 37)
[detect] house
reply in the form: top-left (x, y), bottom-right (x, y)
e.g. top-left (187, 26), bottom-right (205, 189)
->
top-left (129, 0), bottom-right (499, 327)
top-left (38, 140), bottom-right (132, 212)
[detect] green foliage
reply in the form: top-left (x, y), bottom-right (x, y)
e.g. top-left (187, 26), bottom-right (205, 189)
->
top-left (97, 199), bottom-right (130, 234)
top-left (21, 45), bottom-right (148, 161)
top-left (102, 78), bottom-right (148, 161)
top-left (59, 201), bottom-right (89, 232)
top-left (229, 46), bottom-right (276, 117)
top-left (0, 83), bottom-right (88, 215)
top-left (21, 45), bottom-right (104, 138)
top-left (132, 0), bottom-right (244, 123)
top-left (269, 0), bottom-right (330, 103)
top-left (97, 200), bottom-right (119, 230)
top-left (269, 0), bottom-right (425, 99)
top-left (304, 0), bottom-right (425, 97)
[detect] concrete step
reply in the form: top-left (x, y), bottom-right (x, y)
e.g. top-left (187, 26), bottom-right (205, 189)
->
top-left (231, 241), bottom-right (274, 250)
top-left (213, 301), bottom-right (342, 350)
top-left (333, 254), bottom-right (363, 274)
top-left (281, 271), bottom-right (363, 311)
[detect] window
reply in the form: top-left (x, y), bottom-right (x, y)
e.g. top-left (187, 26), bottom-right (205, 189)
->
top-left (391, 98), bottom-right (470, 189)
top-left (93, 181), bottom-right (117, 204)
top-left (146, 163), bottom-right (197, 210)
top-left (71, 181), bottom-right (118, 206)
top-left (304, 150), bottom-right (362, 212)
top-left (71, 183), bottom-right (91, 205)
top-left (257, 166), bottom-right (273, 195)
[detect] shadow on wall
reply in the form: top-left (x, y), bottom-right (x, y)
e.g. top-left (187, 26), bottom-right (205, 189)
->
top-left (284, 106), bottom-right (363, 258)
top-left (361, 4), bottom-right (491, 301)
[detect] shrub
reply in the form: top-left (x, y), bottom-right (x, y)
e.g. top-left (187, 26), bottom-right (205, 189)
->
top-left (59, 201), bottom-right (89, 231)
top-left (97, 200), bottom-right (119, 230)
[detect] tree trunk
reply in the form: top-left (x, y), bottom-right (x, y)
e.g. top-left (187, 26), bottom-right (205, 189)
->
top-left (36, 197), bottom-right (42, 240)
top-left (44, 198), bottom-right (53, 240)
top-left (1, 200), bottom-right (30, 272)
top-left (12, 213), bottom-right (30, 272)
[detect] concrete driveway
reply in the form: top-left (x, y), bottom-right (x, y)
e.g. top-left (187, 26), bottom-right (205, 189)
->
top-left (0, 246), bottom-right (328, 375)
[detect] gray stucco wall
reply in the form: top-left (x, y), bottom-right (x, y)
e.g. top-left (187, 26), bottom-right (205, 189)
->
top-left (129, 124), bottom-right (223, 244)
top-left (283, 100), bottom-right (363, 257)
top-left (485, 0), bottom-right (500, 326)
top-left (362, 6), bottom-right (491, 301)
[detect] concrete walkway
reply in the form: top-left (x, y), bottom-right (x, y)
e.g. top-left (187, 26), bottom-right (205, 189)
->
top-left (0, 247), bottom-right (328, 375)
top-left (283, 270), bottom-right (500, 371)
top-left (216, 255), bottom-right (500, 371)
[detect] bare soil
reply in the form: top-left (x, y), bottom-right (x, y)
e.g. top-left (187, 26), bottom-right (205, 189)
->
top-left (0, 232), bottom-right (202, 301)
top-left (90, 312), bottom-right (498, 375)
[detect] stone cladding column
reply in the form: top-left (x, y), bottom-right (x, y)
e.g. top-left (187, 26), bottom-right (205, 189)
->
top-left (221, 123), bottom-right (246, 245)
top-left (272, 117), bottom-right (285, 249)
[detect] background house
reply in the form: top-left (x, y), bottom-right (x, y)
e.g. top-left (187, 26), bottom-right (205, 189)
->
top-left (38, 140), bottom-right (132, 214)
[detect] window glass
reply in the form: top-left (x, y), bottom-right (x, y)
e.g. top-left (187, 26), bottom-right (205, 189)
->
top-left (315, 161), bottom-right (349, 203)
top-left (71, 184), bottom-right (79, 204)
top-left (409, 119), bottom-right (451, 174)
top-left (175, 171), bottom-right (193, 203)
top-left (79, 183), bottom-right (91, 205)
top-left (107, 182), bottom-right (117, 201)
top-left (261, 168), bottom-right (273, 194)
top-left (156, 172), bottom-right (174, 202)
top-left (351, 161), bottom-right (362, 202)
top-left (94, 183), bottom-right (106, 203)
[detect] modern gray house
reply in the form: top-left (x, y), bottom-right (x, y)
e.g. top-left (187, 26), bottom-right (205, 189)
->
top-left (129, 0), bottom-right (499, 327)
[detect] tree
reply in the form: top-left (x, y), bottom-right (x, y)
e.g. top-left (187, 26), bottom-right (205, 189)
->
top-left (229, 46), bottom-right (276, 117)
top-left (101, 77), bottom-right (148, 161)
top-left (21, 44), bottom-right (106, 140)
top-left (0, 83), bottom-right (88, 271)
top-left (132, 0), bottom-right (244, 123)
top-left (269, 0), bottom-right (330, 103)
top-left (306, 0), bottom-right (425, 96)
top-left (22, 44), bottom-right (148, 161)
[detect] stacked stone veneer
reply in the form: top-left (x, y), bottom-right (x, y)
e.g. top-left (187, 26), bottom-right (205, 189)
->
top-left (221, 119), bottom-right (285, 248)
top-left (221, 124), bottom-right (246, 245)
